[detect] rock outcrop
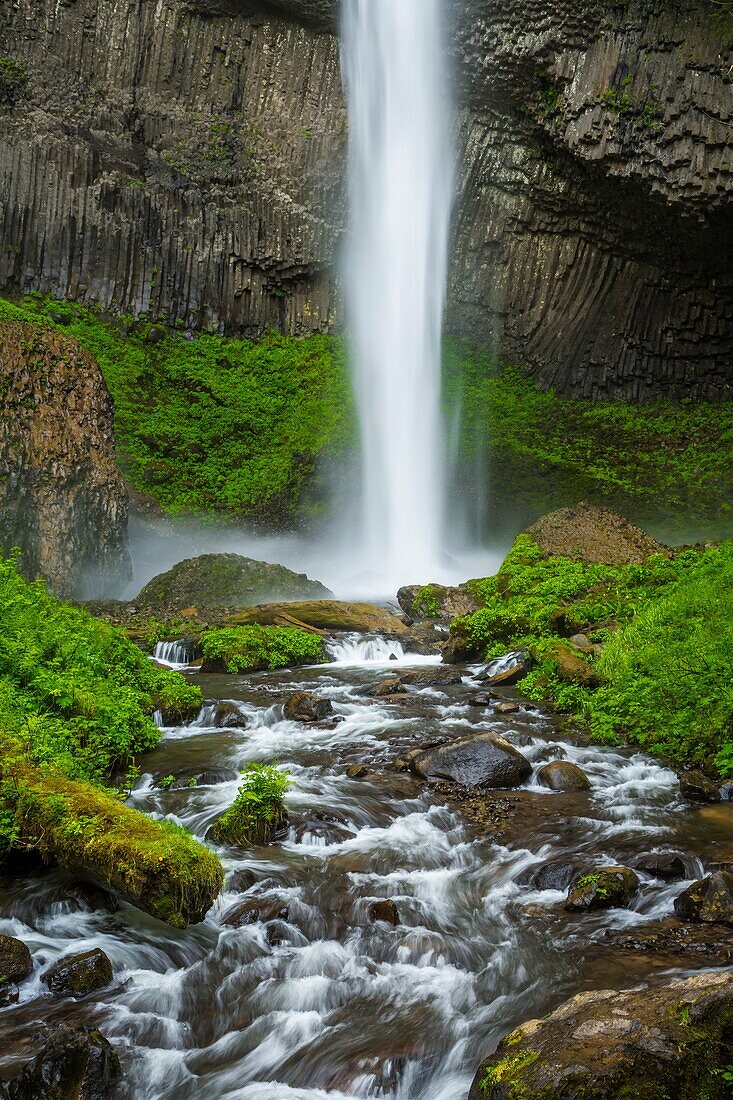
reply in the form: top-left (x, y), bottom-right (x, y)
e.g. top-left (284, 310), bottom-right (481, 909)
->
top-left (1, 1024), bottom-right (120, 1100)
top-left (0, 323), bottom-right (131, 597)
top-left (469, 969), bottom-right (733, 1100)
top-left (525, 502), bottom-right (668, 564)
top-left (2, 0), bottom-right (731, 397)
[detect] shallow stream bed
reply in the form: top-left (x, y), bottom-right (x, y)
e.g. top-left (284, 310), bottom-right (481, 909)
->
top-left (1, 640), bottom-right (732, 1099)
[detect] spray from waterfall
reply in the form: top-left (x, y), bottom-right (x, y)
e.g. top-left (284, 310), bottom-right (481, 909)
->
top-left (340, 0), bottom-right (455, 590)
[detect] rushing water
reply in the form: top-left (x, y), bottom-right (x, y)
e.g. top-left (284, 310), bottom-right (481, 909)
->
top-left (2, 646), bottom-right (728, 1099)
top-left (340, 0), bottom-right (455, 591)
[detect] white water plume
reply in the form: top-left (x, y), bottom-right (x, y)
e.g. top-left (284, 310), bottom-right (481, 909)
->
top-left (340, 0), bottom-right (455, 591)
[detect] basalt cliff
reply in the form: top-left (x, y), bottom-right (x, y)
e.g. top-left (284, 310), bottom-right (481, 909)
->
top-left (1, 0), bottom-right (731, 402)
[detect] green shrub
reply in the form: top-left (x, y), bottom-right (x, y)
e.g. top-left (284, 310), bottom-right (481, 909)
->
top-left (0, 554), bottom-right (202, 782)
top-left (201, 624), bottom-right (325, 672)
top-left (211, 764), bottom-right (289, 846)
top-left (452, 539), bottom-right (733, 773)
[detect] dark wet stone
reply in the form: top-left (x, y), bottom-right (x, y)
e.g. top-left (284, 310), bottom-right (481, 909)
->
top-left (603, 917), bottom-right (733, 965)
top-left (169, 766), bottom-right (239, 789)
top-left (515, 860), bottom-right (585, 891)
top-left (283, 691), bottom-right (334, 723)
top-left (223, 897), bottom-right (290, 928)
top-left (633, 852), bottom-right (687, 881)
top-left (368, 900), bottom-right (400, 925)
top-left (214, 702), bottom-right (248, 728)
top-left (346, 764), bottom-right (369, 778)
top-left (398, 668), bottom-right (462, 688)
top-left (293, 814), bottom-right (350, 844)
top-left (481, 650), bottom-right (533, 687)
top-left (412, 733), bottom-right (532, 789)
top-left (537, 760), bottom-right (592, 792)
top-left (2, 1024), bottom-right (120, 1100)
top-left (0, 982), bottom-right (19, 1006)
top-left (42, 948), bottom-right (113, 997)
top-left (495, 701), bottom-right (521, 715)
top-left (468, 691), bottom-right (500, 707)
top-left (679, 769), bottom-right (721, 804)
top-left (367, 677), bottom-right (405, 698)
top-left (674, 871), bottom-right (733, 926)
top-left (565, 866), bottom-right (640, 912)
top-left (224, 869), bottom-right (257, 893)
top-left (67, 882), bottom-right (120, 914)
top-left (0, 935), bottom-right (32, 987)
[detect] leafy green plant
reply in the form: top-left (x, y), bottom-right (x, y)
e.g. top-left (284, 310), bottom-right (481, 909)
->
top-left (211, 764), bottom-right (290, 846)
top-left (201, 625), bottom-right (325, 673)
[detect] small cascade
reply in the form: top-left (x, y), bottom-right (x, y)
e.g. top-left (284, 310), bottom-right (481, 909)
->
top-left (325, 634), bottom-right (441, 666)
top-left (152, 639), bottom-right (197, 670)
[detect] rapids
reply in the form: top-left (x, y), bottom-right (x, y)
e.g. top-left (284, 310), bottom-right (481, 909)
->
top-left (0, 646), bottom-right (725, 1099)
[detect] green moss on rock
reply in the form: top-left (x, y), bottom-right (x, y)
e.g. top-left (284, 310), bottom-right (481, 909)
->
top-left (210, 764), bottom-right (289, 847)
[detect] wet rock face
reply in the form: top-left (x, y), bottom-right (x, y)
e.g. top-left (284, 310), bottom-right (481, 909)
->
top-left (2, 1024), bottom-right (120, 1100)
top-left (537, 760), bottom-right (591, 792)
top-left (680, 769), bottom-right (722, 804)
top-left (0, 324), bottom-right (131, 598)
top-left (42, 948), bottom-right (114, 997)
top-left (2, 2), bottom-right (731, 397)
top-left (412, 733), bottom-right (532, 789)
top-left (0, 936), bottom-right (32, 992)
top-left (283, 691), bottom-right (334, 723)
top-left (468, 970), bottom-right (733, 1100)
top-left (565, 866), bottom-right (639, 911)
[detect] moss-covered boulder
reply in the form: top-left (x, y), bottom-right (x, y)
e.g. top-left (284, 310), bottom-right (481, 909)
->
top-left (469, 970), bottom-right (733, 1100)
top-left (135, 553), bottom-right (332, 613)
top-left (42, 949), bottom-right (113, 998)
top-left (225, 599), bottom-right (409, 636)
top-left (525, 501), bottom-right (669, 565)
top-left (565, 866), bottom-right (639, 911)
top-left (397, 582), bottom-right (481, 622)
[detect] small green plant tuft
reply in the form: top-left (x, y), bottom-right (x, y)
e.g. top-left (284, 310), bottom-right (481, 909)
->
top-left (210, 764), bottom-right (290, 847)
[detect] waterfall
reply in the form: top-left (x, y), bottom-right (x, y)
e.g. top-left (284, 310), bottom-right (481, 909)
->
top-left (340, 0), bottom-right (455, 589)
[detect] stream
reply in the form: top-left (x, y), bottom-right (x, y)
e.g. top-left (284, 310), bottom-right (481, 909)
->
top-left (1, 638), bottom-right (731, 1099)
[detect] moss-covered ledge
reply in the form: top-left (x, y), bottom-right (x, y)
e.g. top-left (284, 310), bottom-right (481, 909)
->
top-left (2, 754), bottom-right (223, 927)
top-left (468, 970), bottom-right (733, 1099)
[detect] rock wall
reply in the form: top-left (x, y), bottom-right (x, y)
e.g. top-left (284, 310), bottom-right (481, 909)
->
top-left (1, 0), bottom-right (731, 397)
top-left (0, 323), bottom-right (131, 597)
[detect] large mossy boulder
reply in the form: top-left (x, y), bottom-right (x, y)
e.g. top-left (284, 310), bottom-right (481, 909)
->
top-left (412, 734), bottom-right (532, 789)
top-left (2, 1024), bottom-right (120, 1100)
top-left (134, 554), bottom-right (332, 613)
top-left (225, 599), bottom-right (409, 636)
top-left (469, 970), bottom-right (733, 1100)
top-left (524, 501), bottom-right (668, 565)
top-left (397, 582), bottom-right (481, 623)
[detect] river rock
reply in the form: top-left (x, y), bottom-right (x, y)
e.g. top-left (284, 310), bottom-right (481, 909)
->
top-left (0, 935), bottom-right (32, 989)
top-left (225, 868), bottom-right (257, 893)
top-left (397, 583), bottom-right (480, 622)
top-left (537, 760), bottom-right (591, 792)
top-left (368, 900), bottom-right (400, 925)
top-left (214, 702), bottom-right (249, 728)
top-left (225, 600), bottom-right (408, 635)
top-left (66, 882), bottom-right (120, 914)
top-left (412, 734), bottom-right (532, 789)
top-left (468, 691), bottom-right (500, 707)
top-left (633, 851), bottom-right (687, 881)
top-left (679, 769), bottom-right (721, 804)
top-left (397, 668), bottom-right (462, 688)
top-left (524, 503), bottom-right (669, 565)
top-left (283, 691), bottom-right (334, 723)
top-left (134, 554), bottom-right (332, 613)
top-left (2, 1024), bottom-right (120, 1100)
top-left (481, 650), bottom-right (532, 687)
top-left (565, 866), bottom-right (639, 911)
top-left (495, 701), bottom-right (520, 715)
top-left (0, 324), bottom-right (131, 598)
top-left (674, 872), bottom-right (733, 926)
top-left (223, 897), bottom-right (290, 928)
top-left (468, 970), bottom-right (733, 1100)
top-left (549, 643), bottom-right (601, 687)
top-left (367, 677), bottom-right (405, 698)
top-left (42, 948), bottom-right (113, 997)
top-left (515, 860), bottom-right (584, 892)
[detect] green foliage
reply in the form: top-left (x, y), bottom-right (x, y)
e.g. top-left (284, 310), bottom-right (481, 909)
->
top-left (442, 341), bottom-right (733, 539)
top-left (453, 538), bottom-right (733, 772)
top-left (0, 294), bottom-right (354, 521)
top-left (211, 764), bottom-right (289, 846)
top-left (413, 584), bottom-right (444, 618)
top-left (0, 555), bottom-right (202, 783)
top-left (201, 624), bottom-right (325, 672)
top-left (0, 58), bottom-right (28, 107)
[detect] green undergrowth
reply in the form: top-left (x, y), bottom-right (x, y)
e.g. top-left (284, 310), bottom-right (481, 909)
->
top-left (201, 624), bottom-right (325, 673)
top-left (210, 764), bottom-right (289, 847)
top-left (452, 536), bottom-right (733, 773)
top-left (0, 294), bottom-right (353, 521)
top-left (0, 555), bottom-right (221, 923)
top-left (443, 341), bottom-right (733, 540)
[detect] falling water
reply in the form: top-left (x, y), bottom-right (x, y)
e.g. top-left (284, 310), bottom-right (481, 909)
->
top-left (340, 0), bottom-right (455, 589)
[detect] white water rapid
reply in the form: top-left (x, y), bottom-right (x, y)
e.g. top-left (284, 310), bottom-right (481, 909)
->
top-left (340, 0), bottom-right (455, 591)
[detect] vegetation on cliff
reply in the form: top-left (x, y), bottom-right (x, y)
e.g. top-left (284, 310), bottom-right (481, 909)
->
top-left (0, 555), bottom-right (222, 924)
top-left (450, 536), bottom-right (733, 774)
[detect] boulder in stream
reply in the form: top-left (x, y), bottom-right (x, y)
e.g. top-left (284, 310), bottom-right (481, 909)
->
top-left (515, 860), bottom-right (586, 892)
top-left (283, 692), bottom-right (334, 723)
top-left (412, 734), bottom-right (532, 789)
top-left (537, 760), bottom-right (592, 792)
top-left (679, 769), bottom-right (721, 804)
top-left (565, 866), bottom-right (639, 911)
top-left (42, 948), bottom-right (113, 997)
top-left (481, 650), bottom-right (533, 687)
top-left (674, 871), bottom-right (733, 926)
top-left (468, 969), bottom-right (733, 1100)
top-left (2, 1024), bottom-right (120, 1100)
top-left (0, 935), bottom-right (32, 990)
top-left (134, 553), bottom-right (332, 613)
top-left (368, 900), bottom-right (400, 925)
top-left (633, 851), bottom-right (687, 881)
